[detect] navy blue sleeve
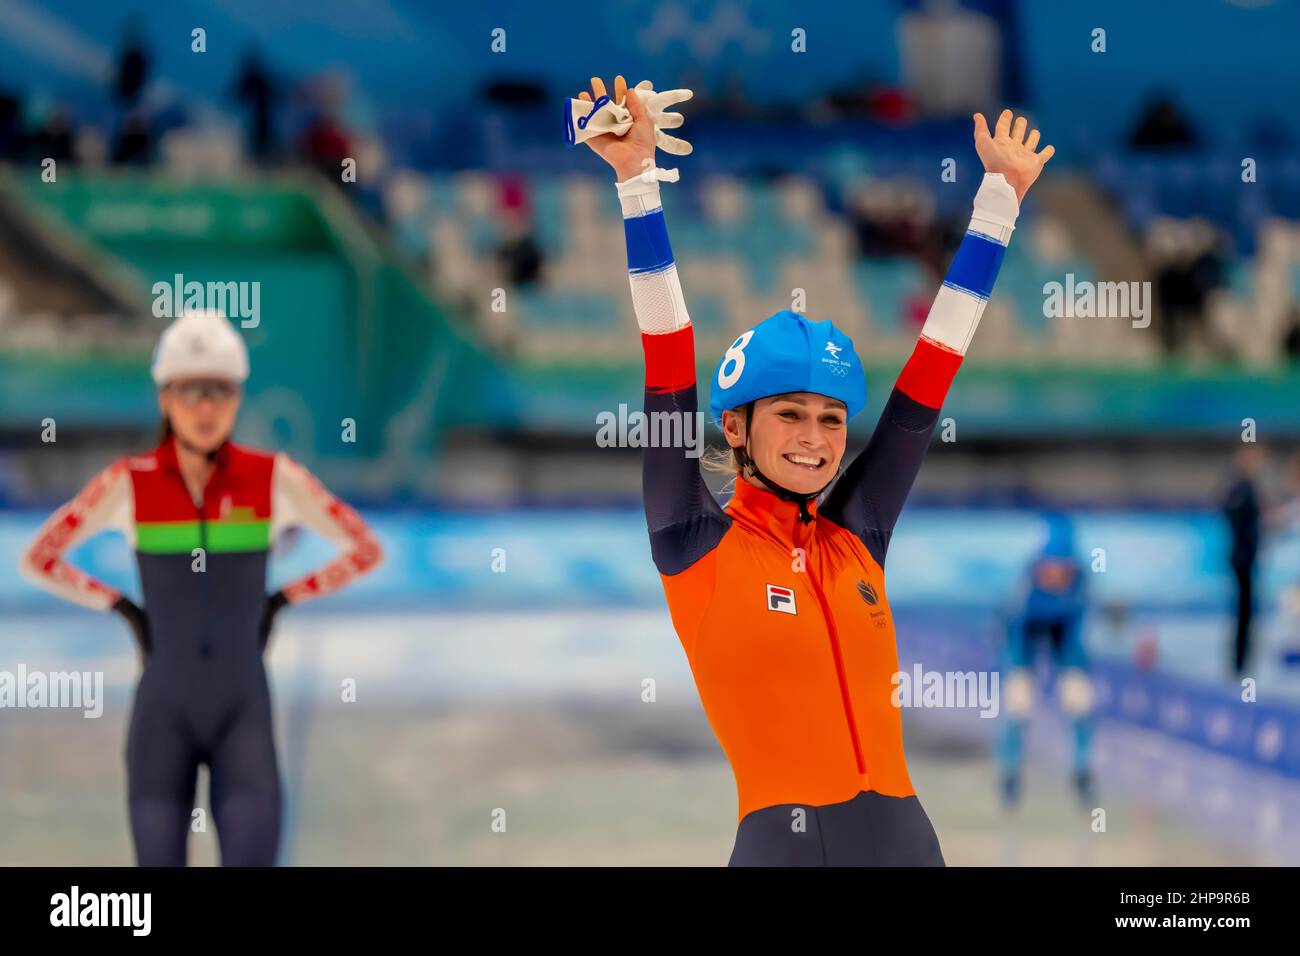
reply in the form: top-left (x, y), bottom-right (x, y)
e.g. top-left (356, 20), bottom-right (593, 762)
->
top-left (641, 326), bottom-right (730, 576)
top-left (820, 385), bottom-right (942, 567)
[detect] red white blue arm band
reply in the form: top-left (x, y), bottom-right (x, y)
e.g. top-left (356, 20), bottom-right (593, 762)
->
top-left (617, 169), bottom-right (692, 335)
top-left (896, 172), bottom-right (1019, 408)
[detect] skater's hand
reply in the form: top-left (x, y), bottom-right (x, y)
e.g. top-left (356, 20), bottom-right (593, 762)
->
top-left (973, 109), bottom-right (1055, 203)
top-left (575, 74), bottom-right (657, 182)
top-left (113, 597), bottom-right (151, 656)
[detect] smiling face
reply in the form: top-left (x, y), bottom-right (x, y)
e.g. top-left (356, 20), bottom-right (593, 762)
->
top-left (721, 392), bottom-right (849, 496)
top-left (158, 377), bottom-right (242, 454)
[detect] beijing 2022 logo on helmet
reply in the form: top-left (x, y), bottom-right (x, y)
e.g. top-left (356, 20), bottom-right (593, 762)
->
top-left (822, 341), bottom-right (851, 378)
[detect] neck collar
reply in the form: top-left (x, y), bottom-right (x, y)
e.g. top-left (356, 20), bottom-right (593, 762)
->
top-left (158, 434), bottom-right (233, 473)
top-left (727, 476), bottom-right (820, 549)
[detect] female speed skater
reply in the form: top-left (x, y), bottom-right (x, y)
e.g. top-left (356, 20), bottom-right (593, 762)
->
top-left (574, 75), bottom-right (1054, 865)
top-left (19, 310), bottom-right (383, 866)
top-left (999, 513), bottom-right (1095, 809)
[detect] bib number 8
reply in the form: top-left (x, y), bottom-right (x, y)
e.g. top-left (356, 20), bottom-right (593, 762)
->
top-left (717, 330), bottom-right (755, 390)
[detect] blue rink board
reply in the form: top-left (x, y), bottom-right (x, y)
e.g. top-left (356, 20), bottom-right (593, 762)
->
top-left (4, 506), bottom-right (1300, 614)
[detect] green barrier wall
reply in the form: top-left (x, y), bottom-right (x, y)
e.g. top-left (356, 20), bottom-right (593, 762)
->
top-left (4, 173), bottom-right (508, 486)
top-left (5, 173), bottom-right (1299, 457)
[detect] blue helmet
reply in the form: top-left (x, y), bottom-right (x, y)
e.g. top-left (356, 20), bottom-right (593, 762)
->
top-left (708, 310), bottom-right (866, 424)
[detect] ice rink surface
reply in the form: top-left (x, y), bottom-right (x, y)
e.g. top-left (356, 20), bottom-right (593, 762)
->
top-left (3, 606), bottom-right (1296, 866)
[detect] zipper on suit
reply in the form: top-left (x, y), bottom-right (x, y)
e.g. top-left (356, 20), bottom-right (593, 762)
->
top-left (193, 477), bottom-right (212, 659)
top-left (805, 561), bottom-right (868, 779)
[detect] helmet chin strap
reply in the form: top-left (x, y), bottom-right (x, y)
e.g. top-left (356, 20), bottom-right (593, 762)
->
top-left (735, 402), bottom-right (834, 525)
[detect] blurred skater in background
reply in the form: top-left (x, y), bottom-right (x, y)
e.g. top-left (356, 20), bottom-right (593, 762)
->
top-left (1224, 444), bottom-right (1268, 677)
top-left (18, 311), bottom-right (383, 866)
top-left (1000, 513), bottom-right (1094, 809)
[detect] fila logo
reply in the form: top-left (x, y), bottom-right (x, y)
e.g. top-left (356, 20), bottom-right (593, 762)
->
top-left (766, 584), bottom-right (797, 615)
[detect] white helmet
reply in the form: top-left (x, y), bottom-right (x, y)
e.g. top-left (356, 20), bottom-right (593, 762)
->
top-left (151, 310), bottom-right (249, 387)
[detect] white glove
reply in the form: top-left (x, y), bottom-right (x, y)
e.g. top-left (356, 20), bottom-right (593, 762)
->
top-left (638, 80), bottom-right (693, 156)
top-left (564, 80), bottom-right (694, 155)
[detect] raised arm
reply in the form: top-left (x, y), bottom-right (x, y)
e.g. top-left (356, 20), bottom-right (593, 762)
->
top-left (576, 75), bottom-right (728, 576)
top-left (623, 167), bottom-right (730, 575)
top-left (822, 110), bottom-right (1054, 565)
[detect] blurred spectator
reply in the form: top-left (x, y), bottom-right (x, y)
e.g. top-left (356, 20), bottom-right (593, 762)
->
top-left (1147, 219), bottom-right (1225, 354)
top-left (495, 177), bottom-right (543, 287)
top-left (819, 81), bottom-right (915, 124)
top-left (1283, 306), bottom-right (1300, 360)
top-left (296, 74), bottom-right (354, 184)
top-left (30, 106), bottom-right (75, 165)
top-left (0, 89), bottom-right (22, 162)
top-left (496, 217), bottom-right (543, 287)
top-left (234, 47), bottom-right (278, 163)
top-left (299, 112), bottom-right (352, 183)
top-left (115, 18), bottom-right (150, 105)
top-left (1223, 443), bottom-right (1267, 676)
top-left (1129, 96), bottom-right (1198, 151)
top-left (482, 79), bottom-right (547, 110)
top-left (865, 85), bottom-right (915, 125)
top-left (847, 179), bottom-right (934, 259)
top-left (111, 110), bottom-right (152, 165)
